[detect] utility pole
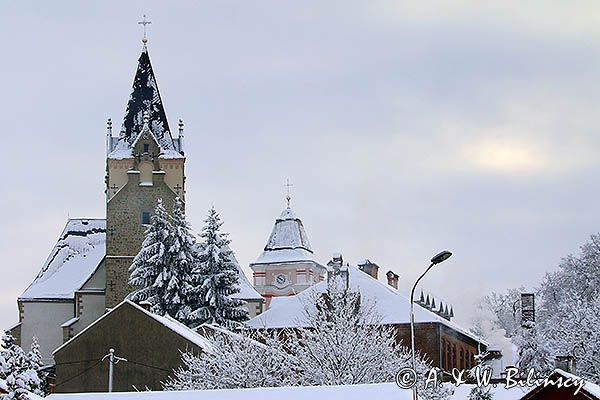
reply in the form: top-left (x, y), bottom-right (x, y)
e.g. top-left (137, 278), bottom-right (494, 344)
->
top-left (102, 348), bottom-right (127, 392)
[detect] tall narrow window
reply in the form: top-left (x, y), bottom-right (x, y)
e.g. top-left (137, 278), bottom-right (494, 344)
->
top-left (460, 348), bottom-right (464, 370)
top-left (141, 211), bottom-right (151, 225)
top-left (143, 143), bottom-right (150, 153)
top-left (441, 340), bottom-right (447, 370)
top-left (452, 344), bottom-right (456, 369)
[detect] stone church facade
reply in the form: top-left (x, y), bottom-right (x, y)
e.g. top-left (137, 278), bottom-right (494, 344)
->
top-left (10, 42), bottom-right (263, 365)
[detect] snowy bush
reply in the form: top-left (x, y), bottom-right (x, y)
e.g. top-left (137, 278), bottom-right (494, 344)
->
top-left (164, 328), bottom-right (296, 390)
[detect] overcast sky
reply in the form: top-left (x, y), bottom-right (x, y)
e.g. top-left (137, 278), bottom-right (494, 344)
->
top-left (1, 1), bottom-right (600, 330)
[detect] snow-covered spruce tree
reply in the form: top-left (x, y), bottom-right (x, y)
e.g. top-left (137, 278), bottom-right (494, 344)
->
top-left (287, 271), bottom-right (451, 399)
top-left (164, 198), bottom-right (199, 326)
top-left (190, 208), bottom-right (249, 328)
top-left (0, 332), bottom-right (46, 399)
top-left (164, 329), bottom-right (296, 390)
top-left (128, 199), bottom-right (174, 314)
top-left (513, 320), bottom-right (553, 376)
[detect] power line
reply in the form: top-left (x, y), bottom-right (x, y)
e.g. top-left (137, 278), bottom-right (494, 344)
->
top-left (54, 360), bottom-right (103, 388)
top-left (54, 358), bottom-right (102, 366)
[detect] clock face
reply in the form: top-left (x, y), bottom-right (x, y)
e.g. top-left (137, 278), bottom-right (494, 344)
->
top-left (275, 274), bottom-right (288, 287)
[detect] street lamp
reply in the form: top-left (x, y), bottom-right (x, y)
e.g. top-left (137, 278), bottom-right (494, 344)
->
top-left (410, 250), bottom-right (452, 400)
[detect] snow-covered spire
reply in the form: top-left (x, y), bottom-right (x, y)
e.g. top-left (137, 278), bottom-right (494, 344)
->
top-left (119, 45), bottom-right (175, 150)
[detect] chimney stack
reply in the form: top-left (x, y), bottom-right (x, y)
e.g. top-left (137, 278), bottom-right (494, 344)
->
top-left (555, 356), bottom-right (576, 374)
top-left (386, 270), bottom-right (399, 289)
top-left (327, 253), bottom-right (349, 291)
top-left (139, 300), bottom-right (152, 312)
top-left (357, 259), bottom-right (379, 280)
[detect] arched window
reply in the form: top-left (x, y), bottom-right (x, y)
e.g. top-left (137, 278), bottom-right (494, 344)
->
top-left (452, 344), bottom-right (456, 369)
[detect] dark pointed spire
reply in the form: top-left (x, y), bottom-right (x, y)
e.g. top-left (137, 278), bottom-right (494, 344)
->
top-left (120, 46), bottom-right (174, 150)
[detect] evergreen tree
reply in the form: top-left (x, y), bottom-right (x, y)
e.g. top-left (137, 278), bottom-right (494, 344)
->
top-left (128, 199), bottom-right (174, 314)
top-left (26, 337), bottom-right (46, 396)
top-left (0, 332), bottom-right (46, 399)
top-left (166, 198), bottom-right (199, 326)
top-left (191, 208), bottom-right (249, 328)
top-left (514, 320), bottom-right (553, 376)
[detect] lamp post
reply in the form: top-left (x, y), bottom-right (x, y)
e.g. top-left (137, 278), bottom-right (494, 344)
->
top-left (410, 250), bottom-right (452, 400)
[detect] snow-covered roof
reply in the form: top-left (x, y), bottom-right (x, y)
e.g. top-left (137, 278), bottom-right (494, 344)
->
top-left (247, 264), bottom-right (485, 344)
top-left (252, 207), bottom-right (320, 266)
top-left (53, 300), bottom-right (212, 355)
top-left (19, 219), bottom-right (106, 301)
top-left (47, 382), bottom-right (413, 400)
top-left (552, 369), bottom-right (600, 398)
top-left (228, 250), bottom-right (263, 301)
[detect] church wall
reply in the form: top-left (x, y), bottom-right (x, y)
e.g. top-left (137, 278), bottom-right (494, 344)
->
top-left (73, 293), bottom-right (106, 336)
top-left (20, 300), bottom-right (74, 365)
top-left (105, 170), bottom-right (179, 308)
top-left (81, 261), bottom-right (105, 290)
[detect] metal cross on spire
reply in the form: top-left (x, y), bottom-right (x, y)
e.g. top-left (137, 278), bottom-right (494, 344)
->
top-left (285, 179), bottom-right (294, 208)
top-left (138, 14), bottom-right (152, 45)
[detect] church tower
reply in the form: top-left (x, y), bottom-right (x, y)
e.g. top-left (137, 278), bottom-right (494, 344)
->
top-left (250, 199), bottom-right (326, 308)
top-left (104, 42), bottom-right (186, 308)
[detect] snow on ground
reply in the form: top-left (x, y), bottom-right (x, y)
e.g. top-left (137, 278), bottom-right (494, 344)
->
top-left (19, 219), bottom-right (106, 300)
top-left (48, 383), bottom-right (413, 400)
top-left (449, 384), bottom-right (530, 399)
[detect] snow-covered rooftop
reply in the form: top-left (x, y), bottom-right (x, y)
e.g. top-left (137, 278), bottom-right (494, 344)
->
top-left (53, 300), bottom-right (212, 355)
top-left (19, 219), bottom-right (106, 301)
top-left (47, 382), bottom-right (413, 400)
top-left (252, 207), bottom-right (320, 266)
top-left (553, 369), bottom-right (600, 398)
top-left (247, 264), bottom-right (485, 344)
top-left (225, 248), bottom-right (263, 301)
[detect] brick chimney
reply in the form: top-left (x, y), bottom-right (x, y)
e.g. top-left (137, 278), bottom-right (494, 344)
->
top-left (555, 356), bottom-right (576, 374)
top-left (386, 270), bottom-right (399, 289)
top-left (139, 300), bottom-right (152, 312)
top-left (327, 253), bottom-right (349, 291)
top-left (358, 259), bottom-right (379, 280)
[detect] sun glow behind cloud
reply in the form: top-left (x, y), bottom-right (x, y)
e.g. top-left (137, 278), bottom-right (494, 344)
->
top-left (464, 139), bottom-right (546, 175)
